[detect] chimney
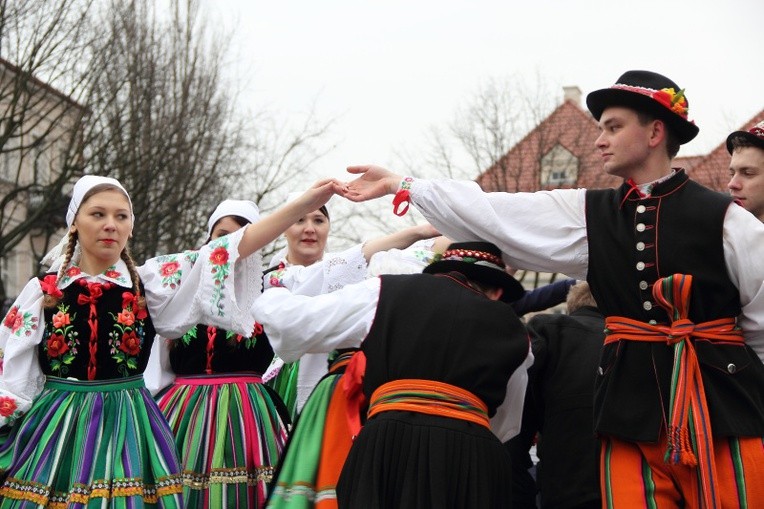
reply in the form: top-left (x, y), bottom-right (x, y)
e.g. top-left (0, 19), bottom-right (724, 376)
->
top-left (563, 86), bottom-right (582, 106)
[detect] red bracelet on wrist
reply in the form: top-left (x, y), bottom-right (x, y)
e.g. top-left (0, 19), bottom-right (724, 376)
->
top-left (392, 177), bottom-right (414, 216)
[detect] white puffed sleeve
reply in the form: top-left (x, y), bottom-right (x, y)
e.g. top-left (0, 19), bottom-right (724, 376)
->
top-left (0, 279), bottom-right (47, 428)
top-left (144, 335), bottom-right (175, 395)
top-left (366, 238), bottom-right (439, 277)
top-left (409, 179), bottom-right (589, 279)
top-left (140, 227), bottom-right (262, 339)
top-left (490, 343), bottom-right (534, 442)
top-left (254, 279), bottom-right (380, 362)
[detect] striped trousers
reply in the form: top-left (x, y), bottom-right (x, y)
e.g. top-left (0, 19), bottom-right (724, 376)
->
top-left (601, 434), bottom-right (764, 508)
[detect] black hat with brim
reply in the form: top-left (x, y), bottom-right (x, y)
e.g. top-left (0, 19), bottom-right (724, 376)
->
top-left (726, 121), bottom-right (764, 154)
top-left (423, 241), bottom-right (525, 303)
top-left (586, 70), bottom-right (699, 144)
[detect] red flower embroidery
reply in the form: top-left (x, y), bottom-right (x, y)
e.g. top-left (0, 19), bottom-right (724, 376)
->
top-left (160, 261), bottom-right (180, 277)
top-left (117, 310), bottom-right (135, 327)
top-left (209, 247), bottom-right (229, 266)
top-left (47, 333), bottom-right (70, 357)
top-left (122, 292), bottom-right (147, 320)
top-left (11, 315), bottom-right (23, 333)
top-left (253, 322), bottom-right (264, 336)
top-left (105, 269), bottom-right (120, 279)
top-left (52, 311), bottom-right (71, 329)
top-left (66, 267), bottom-right (81, 277)
top-left (119, 331), bottom-right (141, 356)
top-left (0, 396), bottom-right (17, 417)
top-left (2, 306), bottom-right (18, 328)
top-left (40, 275), bottom-right (63, 299)
top-left (122, 292), bottom-right (136, 309)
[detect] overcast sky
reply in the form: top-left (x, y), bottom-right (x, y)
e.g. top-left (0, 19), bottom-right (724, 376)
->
top-left (214, 0), bottom-right (763, 184)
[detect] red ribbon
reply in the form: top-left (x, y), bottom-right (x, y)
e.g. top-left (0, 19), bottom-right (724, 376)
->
top-left (392, 189), bottom-right (411, 216)
top-left (342, 350), bottom-right (368, 438)
top-left (40, 275), bottom-right (63, 299)
top-left (205, 325), bottom-right (216, 374)
top-left (76, 281), bottom-right (110, 380)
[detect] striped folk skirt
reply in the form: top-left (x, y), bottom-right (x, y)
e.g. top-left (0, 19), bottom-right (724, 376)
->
top-left (266, 360), bottom-right (299, 424)
top-left (267, 350), bottom-right (356, 509)
top-left (0, 375), bottom-right (183, 508)
top-left (157, 373), bottom-right (289, 509)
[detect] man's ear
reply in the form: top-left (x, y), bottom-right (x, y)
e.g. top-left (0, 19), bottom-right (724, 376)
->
top-left (648, 119), bottom-right (667, 149)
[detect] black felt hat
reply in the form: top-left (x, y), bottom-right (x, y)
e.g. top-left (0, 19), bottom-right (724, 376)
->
top-left (586, 70), bottom-right (699, 144)
top-left (423, 241), bottom-right (525, 303)
top-left (726, 120), bottom-right (764, 154)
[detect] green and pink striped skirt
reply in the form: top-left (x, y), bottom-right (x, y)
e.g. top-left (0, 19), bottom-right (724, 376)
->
top-left (157, 373), bottom-right (289, 509)
top-left (0, 375), bottom-right (183, 508)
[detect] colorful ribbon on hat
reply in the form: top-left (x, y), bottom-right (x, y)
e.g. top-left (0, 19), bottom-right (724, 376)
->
top-left (604, 274), bottom-right (743, 509)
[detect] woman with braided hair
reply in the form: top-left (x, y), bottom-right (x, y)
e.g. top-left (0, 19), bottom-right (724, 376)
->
top-left (0, 175), bottom-right (337, 508)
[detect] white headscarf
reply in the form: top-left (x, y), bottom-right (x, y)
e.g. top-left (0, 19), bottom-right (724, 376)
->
top-left (206, 199), bottom-right (260, 239)
top-left (41, 175), bottom-right (134, 269)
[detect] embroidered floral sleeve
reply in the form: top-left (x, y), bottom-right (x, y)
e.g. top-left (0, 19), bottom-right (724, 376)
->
top-left (151, 251), bottom-right (199, 290)
top-left (139, 227), bottom-right (262, 340)
top-left (0, 278), bottom-right (48, 429)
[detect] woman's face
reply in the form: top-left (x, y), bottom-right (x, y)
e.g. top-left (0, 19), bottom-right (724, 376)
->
top-left (210, 216), bottom-right (246, 241)
top-left (285, 209), bottom-right (330, 266)
top-left (73, 189), bottom-right (133, 273)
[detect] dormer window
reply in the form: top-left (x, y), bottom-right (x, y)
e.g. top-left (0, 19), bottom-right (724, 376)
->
top-left (541, 144), bottom-right (578, 186)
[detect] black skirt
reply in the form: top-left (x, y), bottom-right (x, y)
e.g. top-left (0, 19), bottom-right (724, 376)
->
top-left (337, 411), bottom-right (513, 509)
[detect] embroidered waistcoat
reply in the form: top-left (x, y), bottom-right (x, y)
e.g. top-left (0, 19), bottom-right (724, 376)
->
top-left (39, 277), bottom-right (156, 380)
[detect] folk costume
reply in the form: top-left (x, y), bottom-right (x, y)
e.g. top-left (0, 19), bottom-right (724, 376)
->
top-left (0, 177), bottom-right (262, 508)
top-left (255, 242), bottom-right (534, 509)
top-left (265, 240), bottom-right (442, 509)
top-left (389, 71), bottom-right (764, 509)
top-left (146, 200), bottom-right (289, 508)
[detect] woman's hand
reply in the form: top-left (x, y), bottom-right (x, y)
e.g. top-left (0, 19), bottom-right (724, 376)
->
top-left (296, 178), bottom-right (343, 211)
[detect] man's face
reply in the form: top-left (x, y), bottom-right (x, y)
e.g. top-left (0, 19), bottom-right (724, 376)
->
top-left (728, 145), bottom-right (764, 222)
top-left (595, 107), bottom-right (654, 179)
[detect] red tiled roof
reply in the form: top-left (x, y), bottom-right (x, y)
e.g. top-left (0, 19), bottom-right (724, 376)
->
top-left (477, 98), bottom-right (620, 192)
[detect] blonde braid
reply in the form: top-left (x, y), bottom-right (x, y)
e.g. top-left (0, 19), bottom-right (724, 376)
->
top-left (121, 246), bottom-right (146, 312)
top-left (43, 231), bottom-right (78, 308)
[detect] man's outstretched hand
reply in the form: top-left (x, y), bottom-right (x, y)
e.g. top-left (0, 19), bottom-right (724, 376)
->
top-left (340, 165), bottom-right (403, 202)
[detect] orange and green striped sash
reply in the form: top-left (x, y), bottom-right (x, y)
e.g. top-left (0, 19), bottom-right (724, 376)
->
top-left (367, 379), bottom-right (490, 429)
top-left (328, 350), bottom-right (357, 375)
top-left (604, 274), bottom-right (743, 509)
